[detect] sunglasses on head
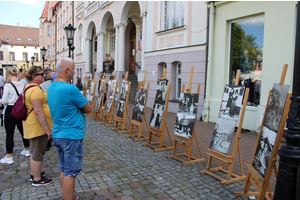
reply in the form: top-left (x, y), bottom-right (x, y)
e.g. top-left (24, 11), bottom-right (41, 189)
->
top-left (34, 72), bottom-right (44, 76)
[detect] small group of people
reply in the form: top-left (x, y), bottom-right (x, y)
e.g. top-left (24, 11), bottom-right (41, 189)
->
top-left (0, 57), bottom-right (91, 200)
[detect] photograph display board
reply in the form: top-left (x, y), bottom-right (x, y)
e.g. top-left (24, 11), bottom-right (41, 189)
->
top-left (219, 85), bottom-right (245, 121)
top-left (174, 93), bottom-right (199, 139)
top-left (252, 83), bottom-right (289, 178)
top-left (94, 80), bottom-right (106, 110)
top-left (87, 81), bottom-right (95, 103)
top-left (209, 118), bottom-right (237, 154)
top-left (149, 79), bottom-right (169, 129)
top-left (103, 80), bottom-right (117, 113)
top-left (132, 88), bottom-right (147, 122)
top-left (116, 80), bottom-right (129, 118)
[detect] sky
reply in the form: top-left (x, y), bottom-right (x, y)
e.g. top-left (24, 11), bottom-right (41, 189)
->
top-left (0, 1), bottom-right (45, 28)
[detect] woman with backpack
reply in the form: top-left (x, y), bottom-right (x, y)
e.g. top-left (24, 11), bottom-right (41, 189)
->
top-left (0, 67), bottom-right (30, 165)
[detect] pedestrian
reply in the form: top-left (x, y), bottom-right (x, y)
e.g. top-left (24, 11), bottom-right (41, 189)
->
top-left (47, 57), bottom-right (92, 200)
top-left (18, 70), bottom-right (27, 86)
top-left (23, 65), bottom-right (53, 186)
top-left (0, 71), bottom-right (5, 98)
top-left (40, 68), bottom-right (55, 151)
top-left (76, 77), bottom-right (83, 91)
top-left (0, 67), bottom-right (30, 165)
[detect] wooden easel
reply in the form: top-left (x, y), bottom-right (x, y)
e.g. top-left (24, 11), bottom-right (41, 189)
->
top-left (88, 72), bottom-right (97, 118)
top-left (200, 70), bottom-right (249, 184)
top-left (126, 70), bottom-right (150, 142)
top-left (111, 72), bottom-right (132, 133)
top-left (92, 72), bottom-right (106, 120)
top-left (101, 78), bottom-right (118, 126)
top-left (235, 64), bottom-right (291, 200)
top-left (167, 66), bottom-right (205, 165)
top-left (144, 68), bottom-right (173, 152)
top-left (83, 73), bottom-right (90, 98)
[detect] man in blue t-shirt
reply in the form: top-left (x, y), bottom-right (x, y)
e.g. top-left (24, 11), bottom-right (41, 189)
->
top-left (47, 57), bottom-right (92, 200)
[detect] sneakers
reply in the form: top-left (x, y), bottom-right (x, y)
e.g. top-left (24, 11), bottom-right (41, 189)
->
top-left (21, 149), bottom-right (30, 157)
top-left (29, 171), bottom-right (47, 182)
top-left (32, 177), bottom-right (53, 187)
top-left (0, 155), bottom-right (14, 164)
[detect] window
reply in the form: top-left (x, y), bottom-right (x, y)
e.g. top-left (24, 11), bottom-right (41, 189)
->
top-left (47, 45), bottom-right (51, 57)
top-left (95, 37), bottom-right (97, 52)
top-left (176, 63), bottom-right (182, 99)
top-left (53, 44), bottom-right (55, 56)
top-left (23, 52), bottom-right (28, 61)
top-left (111, 28), bottom-right (115, 52)
top-left (0, 51), bottom-right (3, 60)
top-left (161, 1), bottom-right (184, 30)
top-left (47, 25), bottom-right (51, 36)
top-left (28, 39), bottom-right (32, 43)
top-left (78, 25), bottom-right (83, 53)
top-left (229, 16), bottom-right (264, 106)
top-left (34, 53), bottom-right (38, 61)
top-left (9, 52), bottom-right (15, 61)
top-left (17, 38), bottom-right (21, 42)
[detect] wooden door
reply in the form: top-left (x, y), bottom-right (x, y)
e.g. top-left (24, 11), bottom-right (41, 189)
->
top-left (129, 24), bottom-right (136, 74)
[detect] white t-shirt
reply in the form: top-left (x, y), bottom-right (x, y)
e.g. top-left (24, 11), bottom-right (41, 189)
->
top-left (2, 82), bottom-right (24, 106)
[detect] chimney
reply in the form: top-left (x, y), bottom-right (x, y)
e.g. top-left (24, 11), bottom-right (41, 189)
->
top-left (27, 25), bottom-right (30, 28)
top-left (17, 23), bottom-right (19, 27)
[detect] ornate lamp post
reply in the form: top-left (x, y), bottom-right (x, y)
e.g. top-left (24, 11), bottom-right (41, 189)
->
top-left (63, 23), bottom-right (76, 58)
top-left (31, 56), bottom-right (35, 66)
top-left (274, 2), bottom-right (300, 199)
top-left (40, 47), bottom-right (47, 69)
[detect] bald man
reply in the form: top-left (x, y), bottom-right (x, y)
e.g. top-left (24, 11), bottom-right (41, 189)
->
top-left (47, 57), bottom-right (92, 200)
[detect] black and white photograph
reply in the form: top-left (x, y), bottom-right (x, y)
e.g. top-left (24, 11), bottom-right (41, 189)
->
top-left (116, 100), bottom-right (125, 118)
top-left (119, 80), bottom-right (129, 101)
top-left (149, 103), bottom-right (165, 129)
top-left (94, 80), bottom-right (106, 110)
top-left (263, 83), bottom-right (289, 132)
top-left (103, 96), bottom-right (114, 113)
top-left (209, 117), bottom-right (237, 154)
top-left (219, 85), bottom-right (245, 121)
top-left (108, 79), bottom-right (117, 97)
top-left (87, 81), bottom-right (96, 103)
top-left (132, 89), bottom-right (147, 122)
top-left (173, 93), bottom-right (199, 139)
top-left (149, 79), bottom-right (169, 129)
top-left (83, 77), bottom-right (90, 95)
top-left (252, 126), bottom-right (276, 178)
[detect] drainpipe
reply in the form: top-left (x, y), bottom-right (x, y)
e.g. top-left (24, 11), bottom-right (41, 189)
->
top-left (202, 1), bottom-right (215, 122)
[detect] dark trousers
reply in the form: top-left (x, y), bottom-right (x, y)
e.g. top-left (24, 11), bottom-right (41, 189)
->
top-left (4, 106), bottom-right (30, 154)
top-left (0, 87), bottom-right (3, 98)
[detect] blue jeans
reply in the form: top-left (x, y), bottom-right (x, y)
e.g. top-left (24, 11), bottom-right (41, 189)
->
top-left (53, 138), bottom-right (84, 176)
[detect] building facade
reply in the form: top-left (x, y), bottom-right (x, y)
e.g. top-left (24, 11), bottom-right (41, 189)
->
top-left (0, 24), bottom-right (40, 75)
top-left (203, 1), bottom-right (296, 131)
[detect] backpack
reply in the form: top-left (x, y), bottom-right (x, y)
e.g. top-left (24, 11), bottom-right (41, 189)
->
top-left (10, 83), bottom-right (38, 120)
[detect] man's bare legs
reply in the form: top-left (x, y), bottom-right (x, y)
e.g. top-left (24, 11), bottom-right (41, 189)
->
top-left (31, 157), bottom-right (42, 181)
top-left (60, 172), bottom-right (76, 200)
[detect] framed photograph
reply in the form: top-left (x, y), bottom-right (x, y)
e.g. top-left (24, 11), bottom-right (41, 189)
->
top-left (264, 83), bottom-right (290, 132)
top-left (174, 93), bottom-right (199, 139)
top-left (209, 117), bottom-right (237, 154)
top-left (116, 80), bottom-right (129, 118)
top-left (87, 81), bottom-right (96, 102)
top-left (252, 126), bottom-right (276, 178)
top-left (149, 79), bottom-right (169, 129)
top-left (103, 96), bottom-right (114, 113)
top-left (132, 89), bottom-right (147, 122)
top-left (94, 80), bottom-right (106, 110)
top-left (219, 85), bottom-right (245, 121)
top-left (108, 80), bottom-right (117, 98)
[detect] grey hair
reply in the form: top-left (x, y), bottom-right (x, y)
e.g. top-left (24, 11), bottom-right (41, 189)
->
top-left (55, 57), bottom-right (74, 73)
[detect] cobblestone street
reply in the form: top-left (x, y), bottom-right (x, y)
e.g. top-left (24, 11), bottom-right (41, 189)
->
top-left (0, 115), bottom-right (252, 200)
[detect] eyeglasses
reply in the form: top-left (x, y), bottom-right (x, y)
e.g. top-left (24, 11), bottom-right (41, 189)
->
top-left (34, 73), bottom-right (44, 77)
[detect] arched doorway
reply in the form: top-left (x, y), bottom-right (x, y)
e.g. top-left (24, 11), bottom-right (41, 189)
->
top-left (129, 23), bottom-right (136, 74)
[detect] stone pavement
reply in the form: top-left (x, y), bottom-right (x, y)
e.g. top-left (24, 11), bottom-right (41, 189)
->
top-left (0, 102), bottom-right (282, 200)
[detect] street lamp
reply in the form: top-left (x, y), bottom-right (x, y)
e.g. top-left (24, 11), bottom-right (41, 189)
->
top-left (274, 1), bottom-right (300, 199)
top-left (64, 23), bottom-right (76, 58)
top-left (31, 56), bottom-right (35, 66)
top-left (40, 46), bottom-right (47, 69)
